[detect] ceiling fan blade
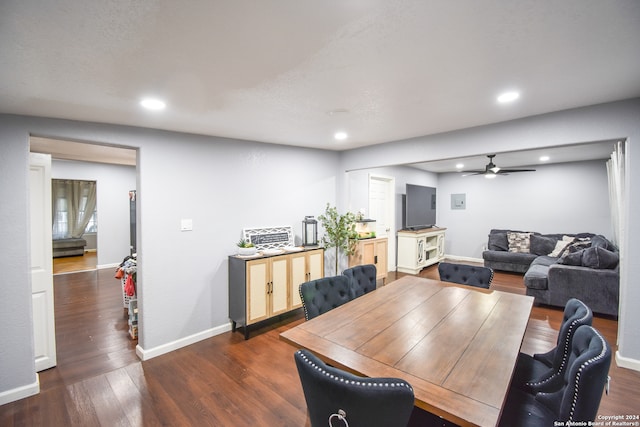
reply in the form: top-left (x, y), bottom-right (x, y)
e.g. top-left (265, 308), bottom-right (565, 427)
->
top-left (497, 168), bottom-right (536, 173)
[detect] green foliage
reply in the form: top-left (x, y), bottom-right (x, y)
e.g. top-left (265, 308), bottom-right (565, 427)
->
top-left (317, 203), bottom-right (358, 274)
top-left (237, 238), bottom-right (254, 248)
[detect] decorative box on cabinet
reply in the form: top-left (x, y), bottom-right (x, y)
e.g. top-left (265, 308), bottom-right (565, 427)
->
top-left (229, 248), bottom-right (324, 339)
top-left (397, 228), bottom-right (446, 275)
top-left (348, 237), bottom-right (388, 284)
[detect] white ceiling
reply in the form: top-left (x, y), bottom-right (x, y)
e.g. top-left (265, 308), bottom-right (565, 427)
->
top-left (2, 1), bottom-right (639, 156)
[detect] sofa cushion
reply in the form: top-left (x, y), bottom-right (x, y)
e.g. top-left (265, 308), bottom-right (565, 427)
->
top-left (530, 235), bottom-right (557, 256)
top-left (558, 250), bottom-right (583, 266)
top-left (488, 232), bottom-right (509, 251)
top-left (582, 246), bottom-right (619, 269)
top-left (591, 235), bottom-right (616, 251)
top-left (508, 232), bottom-right (531, 253)
top-left (524, 264), bottom-right (550, 290)
top-left (530, 255), bottom-right (559, 267)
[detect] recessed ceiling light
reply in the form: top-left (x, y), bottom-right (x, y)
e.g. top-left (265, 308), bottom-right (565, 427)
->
top-left (539, 155), bottom-right (550, 161)
top-left (497, 91), bottom-right (520, 103)
top-left (456, 163), bottom-right (464, 169)
top-left (140, 98), bottom-right (166, 111)
top-left (334, 131), bottom-right (348, 141)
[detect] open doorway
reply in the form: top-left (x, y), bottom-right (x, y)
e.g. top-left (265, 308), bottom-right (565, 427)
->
top-left (29, 136), bottom-right (139, 381)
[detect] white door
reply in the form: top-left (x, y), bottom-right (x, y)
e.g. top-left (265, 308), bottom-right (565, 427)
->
top-left (369, 174), bottom-right (395, 271)
top-left (29, 153), bottom-right (57, 371)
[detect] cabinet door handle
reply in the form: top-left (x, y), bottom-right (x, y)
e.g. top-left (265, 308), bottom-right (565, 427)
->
top-left (374, 255), bottom-right (378, 264)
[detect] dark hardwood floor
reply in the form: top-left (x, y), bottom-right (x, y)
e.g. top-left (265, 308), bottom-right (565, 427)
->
top-left (2, 264), bottom-right (638, 426)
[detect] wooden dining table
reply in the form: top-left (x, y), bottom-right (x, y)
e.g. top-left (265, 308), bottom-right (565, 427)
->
top-left (280, 275), bottom-right (534, 427)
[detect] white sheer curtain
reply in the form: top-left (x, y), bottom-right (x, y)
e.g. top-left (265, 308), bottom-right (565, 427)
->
top-left (52, 179), bottom-right (97, 239)
top-left (606, 141), bottom-right (625, 247)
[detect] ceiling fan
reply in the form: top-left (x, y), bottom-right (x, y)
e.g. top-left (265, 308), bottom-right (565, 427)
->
top-left (462, 154), bottom-right (536, 178)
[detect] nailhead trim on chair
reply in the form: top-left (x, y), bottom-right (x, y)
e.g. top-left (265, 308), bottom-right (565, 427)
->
top-left (296, 350), bottom-right (413, 391)
top-left (525, 300), bottom-right (591, 388)
top-left (299, 287), bottom-right (310, 321)
top-left (568, 328), bottom-right (609, 421)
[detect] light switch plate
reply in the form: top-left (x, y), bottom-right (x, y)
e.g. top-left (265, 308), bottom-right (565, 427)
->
top-left (181, 218), bottom-right (193, 231)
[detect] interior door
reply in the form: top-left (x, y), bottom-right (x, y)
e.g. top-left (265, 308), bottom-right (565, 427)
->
top-left (369, 174), bottom-right (395, 272)
top-left (29, 153), bottom-right (57, 371)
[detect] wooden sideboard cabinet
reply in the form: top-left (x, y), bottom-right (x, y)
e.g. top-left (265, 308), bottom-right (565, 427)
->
top-left (229, 248), bottom-right (324, 339)
top-left (397, 228), bottom-right (446, 275)
top-left (348, 237), bottom-right (388, 284)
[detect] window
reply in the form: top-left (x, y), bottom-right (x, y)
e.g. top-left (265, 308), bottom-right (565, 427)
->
top-left (52, 179), bottom-right (97, 239)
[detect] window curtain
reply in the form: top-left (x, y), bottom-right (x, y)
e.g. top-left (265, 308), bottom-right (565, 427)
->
top-left (52, 179), bottom-right (97, 239)
top-left (606, 141), bottom-right (625, 247)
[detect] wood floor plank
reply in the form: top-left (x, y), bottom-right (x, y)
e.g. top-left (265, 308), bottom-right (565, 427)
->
top-left (1, 263), bottom-right (638, 426)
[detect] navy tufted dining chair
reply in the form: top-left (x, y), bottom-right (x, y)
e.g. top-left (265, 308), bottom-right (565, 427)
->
top-left (511, 298), bottom-right (593, 394)
top-left (342, 264), bottom-right (377, 299)
top-left (437, 262), bottom-right (494, 289)
top-left (294, 349), bottom-right (415, 427)
top-left (299, 276), bottom-right (351, 321)
top-left (499, 325), bottom-right (611, 427)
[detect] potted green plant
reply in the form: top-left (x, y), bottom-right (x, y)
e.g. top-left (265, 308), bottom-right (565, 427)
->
top-left (236, 238), bottom-right (257, 256)
top-left (318, 203), bottom-right (358, 275)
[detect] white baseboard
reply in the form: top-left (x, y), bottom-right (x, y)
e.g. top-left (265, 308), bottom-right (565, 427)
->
top-left (136, 322), bottom-right (232, 361)
top-left (616, 350), bottom-right (640, 372)
top-left (444, 254), bottom-right (485, 264)
top-left (0, 375), bottom-right (39, 405)
top-left (97, 262), bottom-right (120, 270)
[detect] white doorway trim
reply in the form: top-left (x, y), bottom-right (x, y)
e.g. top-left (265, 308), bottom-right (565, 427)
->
top-left (368, 174), bottom-right (396, 272)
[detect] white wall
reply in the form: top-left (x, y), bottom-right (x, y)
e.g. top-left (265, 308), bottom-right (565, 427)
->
top-left (437, 159), bottom-right (612, 259)
top-left (52, 159), bottom-right (136, 266)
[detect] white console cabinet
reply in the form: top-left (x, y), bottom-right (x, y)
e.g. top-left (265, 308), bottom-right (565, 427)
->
top-left (397, 228), bottom-right (446, 274)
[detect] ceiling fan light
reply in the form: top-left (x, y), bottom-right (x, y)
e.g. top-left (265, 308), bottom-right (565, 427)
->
top-left (485, 173), bottom-right (497, 179)
top-left (489, 166), bottom-right (501, 173)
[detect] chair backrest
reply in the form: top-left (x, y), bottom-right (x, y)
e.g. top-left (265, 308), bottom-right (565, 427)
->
top-left (437, 262), bottom-right (494, 288)
top-left (535, 325), bottom-right (611, 422)
top-left (299, 276), bottom-right (351, 321)
top-left (294, 349), bottom-right (415, 427)
top-left (343, 264), bottom-right (377, 299)
top-left (526, 298), bottom-right (593, 393)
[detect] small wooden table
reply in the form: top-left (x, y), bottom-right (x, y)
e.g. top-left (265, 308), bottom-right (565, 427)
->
top-left (280, 275), bottom-right (534, 427)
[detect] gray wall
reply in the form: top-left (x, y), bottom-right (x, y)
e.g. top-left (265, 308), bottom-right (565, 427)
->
top-left (346, 160), bottom-right (611, 263)
top-left (341, 98), bottom-right (640, 372)
top-left (437, 159), bottom-right (612, 259)
top-left (0, 114), bottom-right (339, 402)
top-left (2, 97), bottom-right (639, 403)
top-left (52, 159), bottom-right (136, 266)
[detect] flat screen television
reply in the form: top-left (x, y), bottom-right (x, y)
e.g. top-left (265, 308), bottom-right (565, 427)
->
top-left (404, 184), bottom-right (437, 230)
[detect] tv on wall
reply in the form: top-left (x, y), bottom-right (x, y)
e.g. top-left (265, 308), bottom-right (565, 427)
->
top-left (404, 184), bottom-right (437, 230)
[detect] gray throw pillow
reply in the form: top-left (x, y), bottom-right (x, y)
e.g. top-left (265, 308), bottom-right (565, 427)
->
top-left (591, 235), bottom-right (615, 251)
top-left (558, 250), bottom-right (583, 266)
top-left (530, 235), bottom-right (557, 256)
top-left (581, 246), bottom-right (619, 269)
top-left (488, 232), bottom-right (508, 251)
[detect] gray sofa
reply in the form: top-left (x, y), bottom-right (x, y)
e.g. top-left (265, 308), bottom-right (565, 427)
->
top-left (52, 238), bottom-right (86, 258)
top-left (482, 229), bottom-right (619, 316)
